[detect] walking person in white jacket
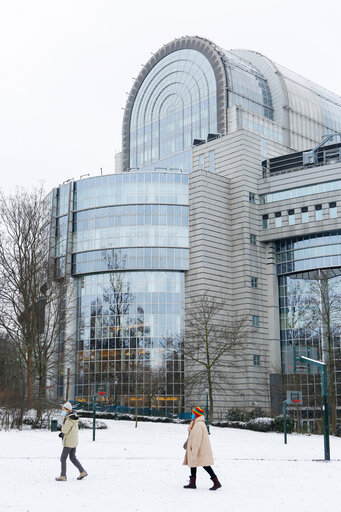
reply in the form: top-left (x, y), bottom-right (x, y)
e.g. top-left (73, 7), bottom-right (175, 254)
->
top-left (55, 401), bottom-right (88, 481)
top-left (183, 406), bottom-right (222, 490)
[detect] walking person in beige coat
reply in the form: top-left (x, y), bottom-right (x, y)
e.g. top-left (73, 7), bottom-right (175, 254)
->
top-left (55, 401), bottom-right (88, 481)
top-left (183, 406), bottom-right (222, 490)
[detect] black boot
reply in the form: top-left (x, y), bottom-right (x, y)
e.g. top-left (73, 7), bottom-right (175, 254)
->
top-left (209, 476), bottom-right (222, 490)
top-left (183, 476), bottom-right (196, 489)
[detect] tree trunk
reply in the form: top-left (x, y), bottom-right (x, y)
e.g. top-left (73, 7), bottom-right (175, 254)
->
top-left (27, 350), bottom-right (34, 409)
top-left (207, 368), bottom-right (214, 423)
top-left (209, 387), bottom-right (214, 424)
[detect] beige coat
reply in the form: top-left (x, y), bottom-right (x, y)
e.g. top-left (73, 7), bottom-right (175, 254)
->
top-left (61, 413), bottom-right (79, 448)
top-left (183, 416), bottom-right (214, 467)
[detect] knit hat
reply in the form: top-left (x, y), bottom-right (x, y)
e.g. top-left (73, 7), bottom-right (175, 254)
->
top-left (192, 406), bottom-right (204, 418)
top-left (62, 401), bottom-right (72, 411)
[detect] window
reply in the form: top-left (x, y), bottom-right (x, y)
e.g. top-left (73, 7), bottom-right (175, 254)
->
top-left (288, 209), bottom-right (295, 225)
top-left (315, 204), bottom-right (323, 221)
top-left (301, 207), bottom-right (309, 223)
top-left (275, 212), bottom-right (282, 228)
top-left (260, 179), bottom-right (341, 204)
top-left (253, 355), bottom-right (260, 366)
top-left (262, 214), bottom-right (269, 229)
top-left (249, 192), bottom-right (255, 203)
top-left (251, 277), bottom-right (258, 288)
top-left (252, 315), bottom-right (259, 327)
top-left (250, 234), bottom-right (256, 245)
top-left (199, 154), bottom-right (205, 170)
top-left (209, 151), bottom-right (215, 173)
top-left (329, 202), bottom-right (337, 219)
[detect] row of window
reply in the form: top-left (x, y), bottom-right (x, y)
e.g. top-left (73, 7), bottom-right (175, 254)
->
top-left (74, 172), bottom-right (189, 189)
top-left (73, 174), bottom-right (189, 210)
top-left (276, 243), bottom-right (341, 263)
top-left (72, 248), bottom-right (189, 275)
top-left (73, 205), bottom-right (188, 230)
top-left (73, 227), bottom-right (188, 253)
top-left (276, 255), bottom-right (341, 276)
top-left (276, 231), bottom-right (341, 252)
top-left (259, 178), bottom-right (341, 204)
top-left (263, 202), bottom-right (337, 229)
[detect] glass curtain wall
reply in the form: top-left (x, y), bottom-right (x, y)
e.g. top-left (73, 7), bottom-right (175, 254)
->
top-left (224, 51), bottom-right (273, 120)
top-left (276, 232), bottom-right (341, 275)
top-left (129, 49), bottom-right (218, 172)
top-left (68, 172), bottom-right (188, 413)
top-left (75, 272), bottom-right (184, 412)
top-left (277, 234), bottom-right (341, 428)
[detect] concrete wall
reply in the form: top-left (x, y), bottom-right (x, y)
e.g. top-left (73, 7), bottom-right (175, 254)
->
top-left (185, 130), bottom-right (288, 418)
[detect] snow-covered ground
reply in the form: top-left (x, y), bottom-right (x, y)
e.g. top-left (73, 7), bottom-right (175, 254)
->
top-left (1, 420), bottom-right (341, 512)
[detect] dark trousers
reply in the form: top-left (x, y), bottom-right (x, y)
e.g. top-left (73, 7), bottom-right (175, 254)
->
top-left (60, 447), bottom-right (84, 476)
top-left (191, 466), bottom-right (216, 479)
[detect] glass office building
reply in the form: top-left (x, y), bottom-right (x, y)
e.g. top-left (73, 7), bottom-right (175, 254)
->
top-left (50, 36), bottom-right (341, 419)
top-left (53, 173), bottom-right (188, 412)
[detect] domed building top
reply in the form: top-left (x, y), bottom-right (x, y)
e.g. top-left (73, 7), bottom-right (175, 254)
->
top-left (121, 36), bottom-right (341, 172)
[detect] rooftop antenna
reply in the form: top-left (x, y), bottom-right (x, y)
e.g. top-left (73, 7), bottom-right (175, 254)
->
top-left (303, 134), bottom-right (339, 165)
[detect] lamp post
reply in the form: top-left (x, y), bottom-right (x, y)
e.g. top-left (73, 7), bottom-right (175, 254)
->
top-left (205, 388), bottom-right (210, 435)
top-left (283, 400), bottom-right (288, 444)
top-left (114, 378), bottom-right (118, 420)
top-left (92, 390), bottom-right (106, 441)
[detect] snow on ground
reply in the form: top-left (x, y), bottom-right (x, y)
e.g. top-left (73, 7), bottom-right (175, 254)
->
top-left (1, 420), bottom-right (341, 512)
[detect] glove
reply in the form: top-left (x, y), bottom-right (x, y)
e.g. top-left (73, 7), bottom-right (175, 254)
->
top-left (58, 432), bottom-right (64, 439)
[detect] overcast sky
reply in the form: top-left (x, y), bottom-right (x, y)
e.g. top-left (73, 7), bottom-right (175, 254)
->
top-left (1, 0), bottom-right (340, 194)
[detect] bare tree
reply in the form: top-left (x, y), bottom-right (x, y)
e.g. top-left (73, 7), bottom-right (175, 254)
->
top-left (0, 333), bottom-right (27, 428)
top-left (0, 187), bottom-right (70, 424)
top-left (139, 364), bottom-right (166, 410)
top-left (184, 294), bottom-right (249, 423)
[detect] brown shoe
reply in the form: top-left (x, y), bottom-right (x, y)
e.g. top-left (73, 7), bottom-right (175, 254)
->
top-left (209, 476), bottom-right (222, 490)
top-left (77, 471), bottom-right (88, 480)
top-left (55, 475), bottom-right (67, 481)
top-left (183, 476), bottom-right (196, 489)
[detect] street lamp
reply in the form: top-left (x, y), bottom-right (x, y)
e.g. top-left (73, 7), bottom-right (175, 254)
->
top-left (205, 388), bottom-right (210, 434)
top-left (114, 378), bottom-right (118, 420)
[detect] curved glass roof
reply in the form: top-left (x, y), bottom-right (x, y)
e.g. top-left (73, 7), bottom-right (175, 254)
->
top-left (222, 50), bottom-right (273, 119)
top-left (123, 36), bottom-right (341, 166)
top-left (130, 49), bottom-right (217, 170)
top-left (276, 63), bottom-right (341, 136)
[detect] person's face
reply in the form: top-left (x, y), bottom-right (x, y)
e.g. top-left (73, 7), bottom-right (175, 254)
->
top-left (62, 407), bottom-right (69, 413)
